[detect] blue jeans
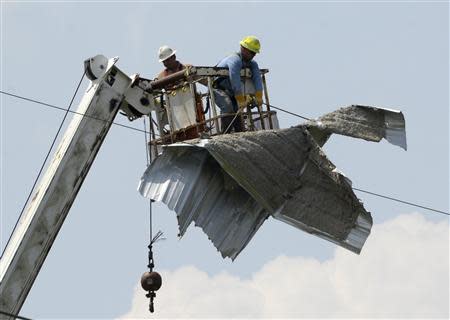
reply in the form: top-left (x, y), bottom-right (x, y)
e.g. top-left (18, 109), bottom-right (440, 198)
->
top-left (213, 78), bottom-right (238, 114)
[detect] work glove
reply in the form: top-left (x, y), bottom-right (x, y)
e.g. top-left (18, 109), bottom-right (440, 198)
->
top-left (245, 94), bottom-right (254, 106)
top-left (235, 94), bottom-right (247, 110)
top-left (255, 91), bottom-right (263, 106)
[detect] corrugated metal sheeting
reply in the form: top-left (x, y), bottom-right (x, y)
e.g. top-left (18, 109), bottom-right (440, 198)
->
top-left (138, 147), bottom-right (268, 260)
top-left (138, 105), bottom-right (406, 259)
top-left (307, 105), bottom-right (407, 150)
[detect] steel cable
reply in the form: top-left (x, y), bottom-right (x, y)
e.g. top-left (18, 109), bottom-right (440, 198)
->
top-left (1, 72), bottom-right (86, 259)
top-left (143, 117), bottom-right (152, 244)
top-left (353, 187), bottom-right (449, 216)
top-left (263, 102), bottom-right (311, 121)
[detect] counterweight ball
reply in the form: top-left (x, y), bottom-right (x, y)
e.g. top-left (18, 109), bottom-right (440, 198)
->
top-left (141, 271), bottom-right (162, 292)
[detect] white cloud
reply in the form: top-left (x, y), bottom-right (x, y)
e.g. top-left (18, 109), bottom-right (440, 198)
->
top-left (120, 213), bottom-right (449, 318)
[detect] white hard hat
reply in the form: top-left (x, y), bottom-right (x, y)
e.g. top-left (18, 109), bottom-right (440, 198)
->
top-left (158, 45), bottom-right (176, 62)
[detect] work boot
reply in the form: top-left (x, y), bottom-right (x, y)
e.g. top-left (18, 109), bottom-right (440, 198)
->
top-left (221, 116), bottom-right (234, 134)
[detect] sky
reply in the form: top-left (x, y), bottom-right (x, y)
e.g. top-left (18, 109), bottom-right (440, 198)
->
top-left (1, 1), bottom-right (449, 319)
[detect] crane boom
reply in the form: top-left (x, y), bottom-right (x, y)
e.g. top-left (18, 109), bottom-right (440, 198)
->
top-left (0, 55), bottom-right (151, 317)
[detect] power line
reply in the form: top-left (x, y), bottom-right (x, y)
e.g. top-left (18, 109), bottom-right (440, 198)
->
top-left (1, 90), bottom-right (448, 216)
top-left (264, 102), bottom-right (311, 121)
top-left (0, 90), bottom-right (149, 135)
top-left (353, 188), bottom-right (449, 216)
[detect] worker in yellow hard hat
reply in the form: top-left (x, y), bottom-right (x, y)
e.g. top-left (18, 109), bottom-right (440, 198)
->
top-left (213, 36), bottom-right (264, 133)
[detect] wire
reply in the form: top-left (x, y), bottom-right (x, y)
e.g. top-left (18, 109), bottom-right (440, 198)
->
top-left (143, 117), bottom-right (150, 165)
top-left (0, 310), bottom-right (33, 320)
top-left (143, 117), bottom-right (152, 243)
top-left (1, 72), bottom-right (85, 258)
top-left (1, 89), bottom-right (447, 216)
top-left (353, 188), bottom-right (449, 216)
top-left (0, 90), bottom-right (151, 135)
top-left (263, 102), bottom-right (311, 121)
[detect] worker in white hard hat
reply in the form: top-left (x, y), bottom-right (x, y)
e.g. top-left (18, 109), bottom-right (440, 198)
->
top-left (213, 36), bottom-right (264, 133)
top-left (154, 46), bottom-right (204, 141)
top-left (153, 46), bottom-right (189, 136)
top-left (155, 45), bottom-right (189, 80)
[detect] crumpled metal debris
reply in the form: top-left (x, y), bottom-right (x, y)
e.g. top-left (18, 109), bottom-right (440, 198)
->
top-left (138, 105), bottom-right (406, 259)
top-left (138, 146), bottom-right (268, 260)
top-left (307, 105), bottom-right (407, 149)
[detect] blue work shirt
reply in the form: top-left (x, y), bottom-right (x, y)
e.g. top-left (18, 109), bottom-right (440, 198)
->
top-left (216, 52), bottom-right (263, 96)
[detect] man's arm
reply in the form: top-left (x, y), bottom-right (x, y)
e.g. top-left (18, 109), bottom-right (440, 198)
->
top-left (250, 60), bottom-right (264, 106)
top-left (226, 56), bottom-right (243, 95)
top-left (250, 60), bottom-right (263, 92)
top-left (217, 55), bottom-right (246, 108)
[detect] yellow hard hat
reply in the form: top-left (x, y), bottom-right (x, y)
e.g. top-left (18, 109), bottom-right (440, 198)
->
top-left (240, 36), bottom-right (261, 54)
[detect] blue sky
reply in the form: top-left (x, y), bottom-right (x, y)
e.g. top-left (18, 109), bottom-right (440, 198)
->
top-left (1, 1), bottom-right (448, 318)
